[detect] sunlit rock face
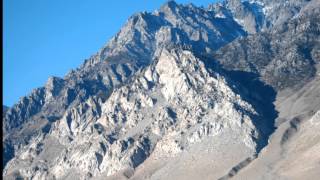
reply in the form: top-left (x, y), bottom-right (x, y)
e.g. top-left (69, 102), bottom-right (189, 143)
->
top-left (3, 0), bottom-right (319, 179)
top-left (3, 48), bottom-right (263, 179)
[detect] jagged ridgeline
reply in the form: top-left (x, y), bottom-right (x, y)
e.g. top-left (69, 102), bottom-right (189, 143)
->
top-left (3, 0), bottom-right (319, 179)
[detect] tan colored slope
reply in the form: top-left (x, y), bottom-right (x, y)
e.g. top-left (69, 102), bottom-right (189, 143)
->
top-left (233, 112), bottom-right (320, 180)
top-left (233, 70), bottom-right (320, 180)
top-left (101, 130), bottom-right (255, 180)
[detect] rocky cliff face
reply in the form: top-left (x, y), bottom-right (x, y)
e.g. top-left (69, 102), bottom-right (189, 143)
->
top-left (213, 3), bottom-right (320, 90)
top-left (3, 0), bottom-right (319, 179)
top-left (4, 49), bottom-right (265, 179)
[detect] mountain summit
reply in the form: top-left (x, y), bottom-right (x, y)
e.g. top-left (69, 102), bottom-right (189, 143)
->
top-left (3, 0), bottom-right (320, 179)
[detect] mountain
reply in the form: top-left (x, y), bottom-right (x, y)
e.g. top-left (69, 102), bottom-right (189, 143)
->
top-left (3, 106), bottom-right (9, 115)
top-left (3, 0), bottom-right (319, 179)
top-left (213, 1), bottom-right (320, 90)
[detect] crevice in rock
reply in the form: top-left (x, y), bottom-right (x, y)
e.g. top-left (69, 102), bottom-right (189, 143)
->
top-left (217, 154), bottom-right (257, 180)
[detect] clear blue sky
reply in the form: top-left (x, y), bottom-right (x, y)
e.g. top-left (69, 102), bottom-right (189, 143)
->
top-left (3, 0), bottom-right (219, 106)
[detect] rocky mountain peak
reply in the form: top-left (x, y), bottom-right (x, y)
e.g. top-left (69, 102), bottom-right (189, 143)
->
top-left (45, 76), bottom-right (65, 98)
top-left (3, 0), bottom-right (319, 179)
top-left (160, 0), bottom-right (179, 12)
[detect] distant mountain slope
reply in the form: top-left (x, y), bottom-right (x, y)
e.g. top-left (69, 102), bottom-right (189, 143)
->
top-left (3, 0), bottom-right (319, 179)
top-left (213, 5), bottom-right (320, 90)
top-left (3, 105), bottom-right (9, 115)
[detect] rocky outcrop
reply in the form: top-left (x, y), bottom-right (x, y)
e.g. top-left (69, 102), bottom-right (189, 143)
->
top-left (3, 49), bottom-right (268, 179)
top-left (213, 5), bottom-right (320, 90)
